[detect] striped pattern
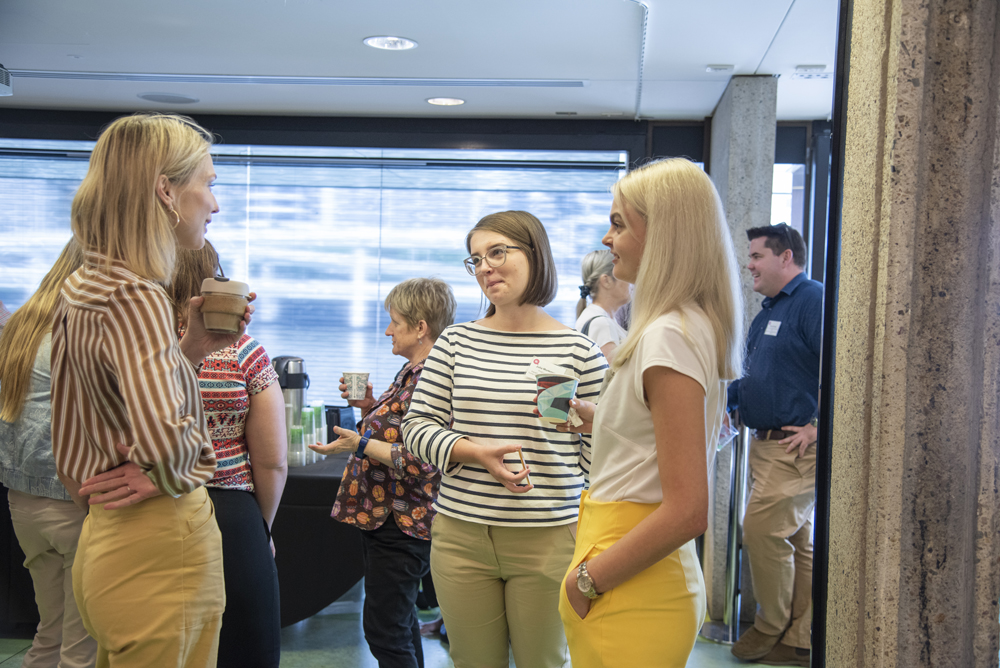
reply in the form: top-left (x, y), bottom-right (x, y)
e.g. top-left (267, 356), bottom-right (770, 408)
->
top-left (402, 322), bottom-right (607, 526)
top-left (50, 251), bottom-right (216, 497)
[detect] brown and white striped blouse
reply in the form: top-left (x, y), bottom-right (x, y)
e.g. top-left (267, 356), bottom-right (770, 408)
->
top-left (50, 251), bottom-right (217, 497)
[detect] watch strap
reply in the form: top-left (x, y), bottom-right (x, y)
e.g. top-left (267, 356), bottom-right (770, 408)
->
top-left (356, 428), bottom-right (372, 458)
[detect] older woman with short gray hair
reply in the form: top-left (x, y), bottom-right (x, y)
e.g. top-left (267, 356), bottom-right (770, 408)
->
top-left (311, 277), bottom-right (456, 668)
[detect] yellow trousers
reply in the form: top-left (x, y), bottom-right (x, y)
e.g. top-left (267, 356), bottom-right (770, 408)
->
top-left (73, 487), bottom-right (225, 668)
top-left (559, 492), bottom-right (706, 668)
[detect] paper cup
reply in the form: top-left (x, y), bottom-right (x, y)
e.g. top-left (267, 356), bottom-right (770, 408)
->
top-left (200, 277), bottom-right (250, 334)
top-left (536, 374), bottom-right (579, 423)
top-left (343, 372), bottom-right (370, 400)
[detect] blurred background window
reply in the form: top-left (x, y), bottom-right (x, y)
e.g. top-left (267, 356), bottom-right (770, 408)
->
top-left (0, 140), bottom-right (626, 401)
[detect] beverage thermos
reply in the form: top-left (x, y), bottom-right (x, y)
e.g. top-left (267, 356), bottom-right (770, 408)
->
top-left (272, 356), bottom-right (309, 466)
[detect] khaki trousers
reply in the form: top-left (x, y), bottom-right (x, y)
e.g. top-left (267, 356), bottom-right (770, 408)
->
top-left (742, 437), bottom-right (815, 648)
top-left (73, 487), bottom-right (225, 668)
top-left (8, 490), bottom-right (96, 668)
top-left (430, 513), bottom-right (575, 668)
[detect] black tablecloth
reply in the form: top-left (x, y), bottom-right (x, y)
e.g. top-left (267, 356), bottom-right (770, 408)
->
top-left (271, 452), bottom-right (365, 627)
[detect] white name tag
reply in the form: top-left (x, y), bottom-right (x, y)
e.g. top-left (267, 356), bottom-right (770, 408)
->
top-left (524, 357), bottom-right (569, 380)
top-left (764, 320), bottom-right (782, 336)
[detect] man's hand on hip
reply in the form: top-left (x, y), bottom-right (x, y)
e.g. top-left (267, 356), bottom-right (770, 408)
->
top-left (779, 423), bottom-right (817, 458)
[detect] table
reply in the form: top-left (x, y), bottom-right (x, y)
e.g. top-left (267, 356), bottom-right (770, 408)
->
top-left (271, 452), bottom-right (365, 627)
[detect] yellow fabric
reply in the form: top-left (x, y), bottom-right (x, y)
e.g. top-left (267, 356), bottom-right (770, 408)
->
top-left (73, 487), bottom-right (225, 667)
top-left (559, 492), bottom-right (706, 668)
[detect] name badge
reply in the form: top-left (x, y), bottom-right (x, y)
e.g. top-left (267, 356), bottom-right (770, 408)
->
top-left (764, 320), bottom-right (782, 336)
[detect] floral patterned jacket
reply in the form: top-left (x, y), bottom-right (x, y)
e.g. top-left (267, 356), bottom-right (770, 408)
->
top-left (331, 360), bottom-right (440, 540)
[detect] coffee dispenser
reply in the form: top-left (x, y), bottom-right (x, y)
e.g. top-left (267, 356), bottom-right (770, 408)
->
top-left (272, 356), bottom-right (309, 466)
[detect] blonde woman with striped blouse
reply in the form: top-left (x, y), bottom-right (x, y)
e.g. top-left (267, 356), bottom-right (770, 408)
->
top-left (402, 211), bottom-right (607, 668)
top-left (50, 114), bottom-right (253, 667)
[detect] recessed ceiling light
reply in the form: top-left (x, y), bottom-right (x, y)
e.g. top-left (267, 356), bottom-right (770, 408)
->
top-left (138, 92), bottom-right (199, 104)
top-left (555, 111), bottom-right (577, 116)
top-left (706, 64), bottom-right (735, 73)
top-left (427, 97), bottom-right (464, 106)
top-left (364, 36), bottom-right (418, 51)
top-left (795, 64), bottom-right (827, 73)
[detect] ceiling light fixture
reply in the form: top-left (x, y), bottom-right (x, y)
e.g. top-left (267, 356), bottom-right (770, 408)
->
top-left (795, 64), bottom-right (827, 73)
top-left (427, 97), bottom-right (464, 106)
top-left (138, 92), bottom-right (199, 104)
top-left (364, 36), bottom-right (418, 51)
top-left (706, 64), bottom-right (735, 73)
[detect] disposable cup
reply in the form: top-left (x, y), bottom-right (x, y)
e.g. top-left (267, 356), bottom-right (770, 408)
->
top-left (343, 372), bottom-right (370, 401)
top-left (536, 374), bottom-right (580, 424)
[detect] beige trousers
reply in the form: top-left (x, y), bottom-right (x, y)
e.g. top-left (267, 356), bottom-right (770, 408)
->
top-left (430, 513), bottom-right (575, 668)
top-left (8, 489), bottom-right (96, 668)
top-left (742, 436), bottom-right (816, 649)
top-left (73, 487), bottom-right (225, 668)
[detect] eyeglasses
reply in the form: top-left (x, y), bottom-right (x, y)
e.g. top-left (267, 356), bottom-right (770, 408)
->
top-left (463, 245), bottom-right (523, 276)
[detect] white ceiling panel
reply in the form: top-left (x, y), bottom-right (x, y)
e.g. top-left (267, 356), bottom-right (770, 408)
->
top-left (0, 0), bottom-right (839, 121)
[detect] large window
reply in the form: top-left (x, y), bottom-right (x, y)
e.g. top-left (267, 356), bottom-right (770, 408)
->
top-left (0, 140), bottom-right (625, 401)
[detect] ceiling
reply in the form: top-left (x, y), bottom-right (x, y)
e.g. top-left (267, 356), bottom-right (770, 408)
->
top-left (0, 0), bottom-right (839, 121)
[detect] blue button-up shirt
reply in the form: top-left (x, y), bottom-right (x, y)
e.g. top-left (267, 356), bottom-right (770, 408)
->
top-left (728, 272), bottom-right (823, 429)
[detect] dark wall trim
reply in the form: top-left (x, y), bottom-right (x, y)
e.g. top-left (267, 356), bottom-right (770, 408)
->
top-left (0, 109), bottom-right (650, 161)
top-left (647, 121), bottom-right (708, 163)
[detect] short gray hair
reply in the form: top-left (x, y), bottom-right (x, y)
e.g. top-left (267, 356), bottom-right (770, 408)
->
top-left (384, 278), bottom-right (457, 341)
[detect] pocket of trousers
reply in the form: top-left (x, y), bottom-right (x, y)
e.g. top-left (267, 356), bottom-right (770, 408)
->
top-left (559, 543), bottom-right (598, 623)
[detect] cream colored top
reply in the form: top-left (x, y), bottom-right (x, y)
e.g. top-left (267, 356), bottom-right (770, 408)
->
top-left (587, 306), bottom-right (725, 504)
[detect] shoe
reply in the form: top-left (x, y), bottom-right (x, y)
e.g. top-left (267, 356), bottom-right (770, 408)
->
top-left (758, 642), bottom-right (810, 667)
top-left (731, 626), bottom-right (781, 661)
top-left (419, 617), bottom-right (443, 637)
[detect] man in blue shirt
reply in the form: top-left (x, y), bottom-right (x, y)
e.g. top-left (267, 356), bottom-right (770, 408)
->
top-left (729, 224), bottom-right (821, 667)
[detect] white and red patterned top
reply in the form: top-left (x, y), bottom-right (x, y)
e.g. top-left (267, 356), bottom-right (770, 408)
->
top-left (196, 333), bottom-right (279, 492)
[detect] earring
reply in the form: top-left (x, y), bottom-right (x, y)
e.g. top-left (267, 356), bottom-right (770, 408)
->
top-left (418, 338), bottom-right (423, 344)
top-left (169, 207), bottom-right (180, 227)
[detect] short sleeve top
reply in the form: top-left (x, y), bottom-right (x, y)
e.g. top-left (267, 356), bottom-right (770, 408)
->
top-left (197, 333), bottom-right (279, 492)
top-left (587, 306), bottom-right (726, 504)
top-left (575, 303), bottom-right (627, 349)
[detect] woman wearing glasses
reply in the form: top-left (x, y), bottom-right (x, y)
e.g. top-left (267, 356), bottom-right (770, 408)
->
top-left (402, 211), bottom-right (607, 668)
top-left (557, 158), bottom-right (743, 667)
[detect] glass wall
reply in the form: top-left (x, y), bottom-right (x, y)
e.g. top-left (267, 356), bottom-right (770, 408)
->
top-left (0, 141), bottom-right (626, 402)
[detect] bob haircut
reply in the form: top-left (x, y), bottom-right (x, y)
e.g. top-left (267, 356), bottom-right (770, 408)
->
top-left (0, 238), bottom-right (85, 422)
top-left (610, 158), bottom-right (744, 380)
top-left (465, 210), bottom-right (558, 318)
top-left (167, 240), bottom-right (221, 327)
top-left (71, 113), bottom-right (214, 284)
top-left (384, 278), bottom-right (457, 342)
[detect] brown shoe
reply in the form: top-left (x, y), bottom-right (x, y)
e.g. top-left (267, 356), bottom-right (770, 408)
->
top-left (731, 626), bottom-right (781, 661)
top-left (759, 642), bottom-right (810, 667)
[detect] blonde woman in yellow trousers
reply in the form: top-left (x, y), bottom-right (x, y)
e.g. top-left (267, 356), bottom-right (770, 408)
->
top-left (50, 113), bottom-right (253, 667)
top-left (557, 158), bottom-right (744, 667)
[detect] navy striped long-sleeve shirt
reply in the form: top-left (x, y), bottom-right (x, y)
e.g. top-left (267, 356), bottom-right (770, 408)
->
top-left (402, 322), bottom-right (607, 526)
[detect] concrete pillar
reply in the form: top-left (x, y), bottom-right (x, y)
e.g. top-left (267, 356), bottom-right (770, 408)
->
top-left (704, 75), bottom-right (778, 622)
top-left (828, 0), bottom-right (1000, 665)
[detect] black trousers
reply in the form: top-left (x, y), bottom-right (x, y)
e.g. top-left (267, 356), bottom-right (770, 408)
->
top-left (208, 487), bottom-right (281, 668)
top-left (361, 517), bottom-right (432, 668)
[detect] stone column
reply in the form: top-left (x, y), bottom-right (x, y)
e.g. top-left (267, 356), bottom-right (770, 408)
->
top-left (704, 75), bottom-right (777, 622)
top-left (828, 0), bottom-right (1000, 665)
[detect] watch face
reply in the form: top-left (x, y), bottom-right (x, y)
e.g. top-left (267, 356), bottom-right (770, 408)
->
top-left (577, 572), bottom-right (593, 593)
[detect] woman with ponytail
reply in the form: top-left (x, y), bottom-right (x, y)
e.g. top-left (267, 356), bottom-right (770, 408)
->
top-left (574, 249), bottom-right (630, 363)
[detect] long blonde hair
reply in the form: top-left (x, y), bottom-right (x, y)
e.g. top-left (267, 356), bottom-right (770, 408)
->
top-left (611, 159), bottom-right (744, 379)
top-left (71, 113), bottom-right (214, 284)
top-left (0, 239), bottom-right (85, 422)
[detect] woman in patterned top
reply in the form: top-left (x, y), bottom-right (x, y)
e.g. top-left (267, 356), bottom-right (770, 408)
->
top-left (167, 241), bottom-right (287, 668)
top-left (311, 277), bottom-right (456, 668)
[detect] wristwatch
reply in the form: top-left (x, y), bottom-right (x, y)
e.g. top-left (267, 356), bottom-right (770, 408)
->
top-left (576, 561), bottom-right (601, 599)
